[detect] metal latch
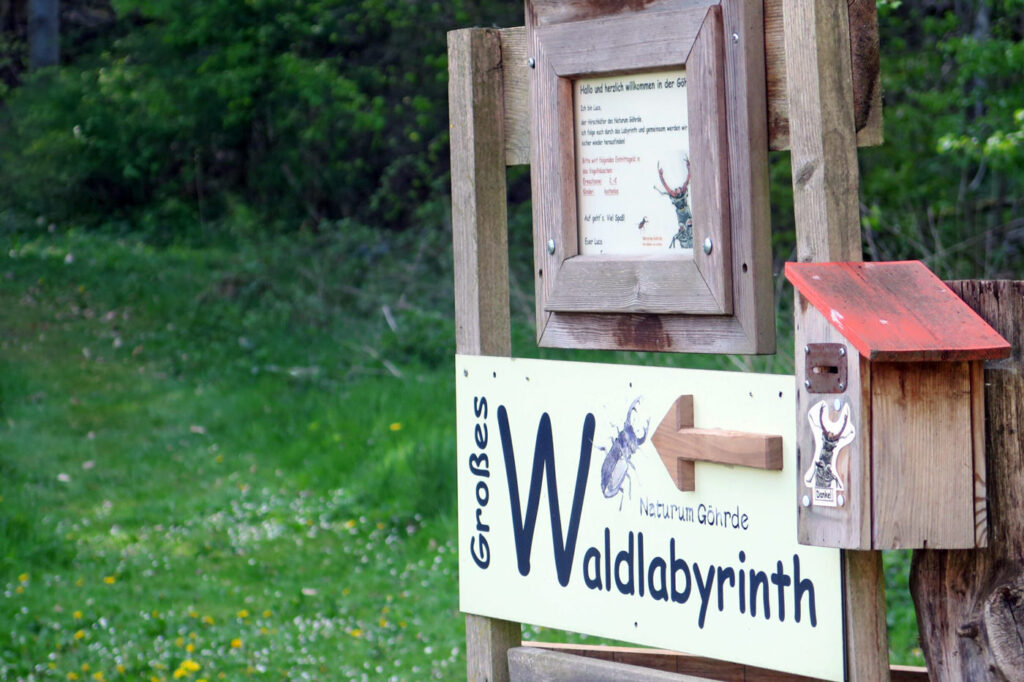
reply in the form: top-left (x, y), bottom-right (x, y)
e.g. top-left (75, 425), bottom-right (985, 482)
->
top-left (804, 343), bottom-right (848, 393)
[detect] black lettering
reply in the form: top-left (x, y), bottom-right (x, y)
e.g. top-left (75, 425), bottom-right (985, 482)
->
top-left (475, 423), bottom-right (488, 449)
top-left (717, 566), bottom-right (736, 612)
top-left (475, 480), bottom-right (489, 506)
top-left (468, 452), bottom-right (489, 478)
top-left (750, 569), bottom-right (770, 619)
top-left (648, 557), bottom-right (668, 601)
top-left (583, 548), bottom-right (603, 590)
top-left (475, 508), bottom-right (489, 532)
top-left (738, 551), bottom-right (746, 614)
top-left (670, 539), bottom-right (691, 604)
top-left (694, 563), bottom-right (715, 629)
top-left (498, 406), bottom-right (594, 587)
top-left (471, 534), bottom-right (490, 568)
top-left (793, 554), bottom-right (817, 626)
top-left (474, 396), bottom-right (487, 419)
top-left (614, 531), bottom-right (635, 595)
top-left (771, 560), bottom-right (792, 622)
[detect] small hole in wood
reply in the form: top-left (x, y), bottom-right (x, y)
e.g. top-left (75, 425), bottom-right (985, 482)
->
top-left (741, 262), bottom-right (748, 273)
top-left (811, 365), bottom-right (839, 375)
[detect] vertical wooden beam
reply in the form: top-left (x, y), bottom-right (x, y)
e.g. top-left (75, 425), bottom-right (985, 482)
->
top-left (910, 281), bottom-right (1024, 681)
top-left (449, 27), bottom-right (520, 681)
top-left (783, 0), bottom-right (886, 679)
top-left (450, 27), bottom-right (512, 358)
top-left (784, 0), bottom-right (863, 263)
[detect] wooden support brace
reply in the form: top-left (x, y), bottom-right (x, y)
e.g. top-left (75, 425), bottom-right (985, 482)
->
top-left (651, 395), bottom-right (783, 492)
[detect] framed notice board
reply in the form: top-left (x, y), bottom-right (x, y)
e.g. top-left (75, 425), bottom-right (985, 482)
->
top-left (528, 0), bottom-right (774, 354)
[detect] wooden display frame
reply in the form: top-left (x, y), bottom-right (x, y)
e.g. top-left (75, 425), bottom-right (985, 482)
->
top-left (529, 0), bottom-right (774, 354)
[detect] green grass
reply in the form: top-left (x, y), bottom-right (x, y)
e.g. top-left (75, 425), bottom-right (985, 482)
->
top-left (0, 226), bottom-right (923, 680)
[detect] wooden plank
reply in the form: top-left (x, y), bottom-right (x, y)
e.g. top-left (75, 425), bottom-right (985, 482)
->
top-left (448, 27), bottom-right (520, 682)
top-left (651, 394), bottom-right (783, 485)
top-left (449, 27), bottom-right (512, 358)
top-left (539, 311), bottom-right (754, 354)
top-left (688, 6), bottom-right (732, 315)
top-left (766, 0), bottom-right (882, 149)
top-left (544, 256), bottom-right (723, 314)
top-left (843, 549), bottom-right (891, 682)
top-left (783, 0), bottom-right (862, 262)
top-left (537, 6), bottom-right (706, 76)
top-left (970, 359), bottom-right (988, 547)
top-left (500, 0), bottom-right (882, 165)
top-left (786, 261), bottom-right (1012, 362)
top-left (870, 362), bottom-right (974, 549)
top-left (795, 302), bottom-right (872, 549)
top-left (910, 281), bottom-right (1024, 681)
top-left (719, 0), bottom-right (775, 354)
top-left (523, 642), bottom-right (930, 680)
top-left (508, 647), bottom-right (706, 681)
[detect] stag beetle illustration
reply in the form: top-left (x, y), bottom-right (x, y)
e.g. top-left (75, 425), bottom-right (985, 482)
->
top-left (804, 401), bottom-right (856, 494)
top-left (654, 158), bottom-right (692, 249)
top-left (599, 397), bottom-right (650, 510)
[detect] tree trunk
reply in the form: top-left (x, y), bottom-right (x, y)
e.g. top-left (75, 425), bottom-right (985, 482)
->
top-left (28, 0), bottom-right (58, 69)
top-left (910, 281), bottom-right (1024, 681)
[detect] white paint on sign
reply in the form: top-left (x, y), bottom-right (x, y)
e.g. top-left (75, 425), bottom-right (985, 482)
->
top-left (575, 69), bottom-right (692, 254)
top-left (456, 356), bottom-right (844, 681)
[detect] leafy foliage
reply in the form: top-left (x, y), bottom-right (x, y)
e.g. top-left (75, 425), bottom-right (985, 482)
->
top-left (0, 0), bottom-right (522, 239)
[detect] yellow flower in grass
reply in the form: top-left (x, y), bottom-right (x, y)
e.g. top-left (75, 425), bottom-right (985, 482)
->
top-left (73, 610), bottom-right (83, 619)
top-left (116, 664), bottom-right (125, 673)
top-left (389, 422), bottom-right (402, 431)
top-left (230, 638), bottom-right (242, 649)
top-left (181, 660), bottom-right (200, 673)
top-left (81, 664), bottom-right (90, 672)
top-left (18, 573), bottom-right (29, 583)
top-left (236, 609), bottom-right (249, 619)
top-left (92, 672), bottom-right (105, 681)
top-left (262, 610), bottom-right (272, 618)
top-left (201, 615), bottom-right (214, 625)
top-left (103, 576), bottom-right (116, 585)
top-left (350, 629), bottom-right (363, 638)
top-left (188, 609), bottom-right (199, 619)
top-left (67, 673), bottom-right (79, 681)
top-left (185, 643), bottom-right (194, 653)
top-left (73, 630), bottom-right (86, 641)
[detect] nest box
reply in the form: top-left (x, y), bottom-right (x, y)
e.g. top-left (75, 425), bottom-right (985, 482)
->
top-left (786, 261), bottom-right (1010, 550)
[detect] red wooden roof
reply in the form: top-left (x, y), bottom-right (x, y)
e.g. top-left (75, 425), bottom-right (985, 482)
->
top-left (785, 261), bottom-right (1011, 362)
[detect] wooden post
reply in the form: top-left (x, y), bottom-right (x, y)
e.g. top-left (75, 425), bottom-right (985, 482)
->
top-left (449, 27), bottom-right (521, 681)
top-left (782, 0), bottom-right (889, 679)
top-left (910, 282), bottom-right (1024, 681)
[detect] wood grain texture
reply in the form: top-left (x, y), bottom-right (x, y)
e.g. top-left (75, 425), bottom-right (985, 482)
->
top-left (784, 0), bottom-right (862, 263)
top-left (970, 360), bottom-right (988, 547)
top-left (843, 550), bottom-right (891, 682)
top-left (910, 280), bottom-right (1024, 682)
top-left (449, 28), bottom-right (520, 682)
top-left (450, 28), bottom-right (512, 358)
top-left (522, 642), bottom-right (929, 680)
top-left (786, 261), bottom-right (1012, 362)
top-left (543, 256), bottom-right (722, 314)
top-left (688, 6), bottom-right (732, 314)
top-left (502, 0), bottom-right (882, 165)
top-left (467, 614), bottom-right (521, 682)
top-left (537, 6), bottom-right (706, 76)
top-left (508, 647), bottom-right (700, 681)
top-left (795, 301), bottom-right (872, 549)
top-left (870, 362), bottom-right (974, 549)
top-left (528, 0), bottom-right (773, 353)
top-left (651, 394), bottom-right (783, 489)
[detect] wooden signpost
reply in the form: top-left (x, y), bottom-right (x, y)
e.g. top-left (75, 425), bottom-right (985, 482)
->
top-left (444, 0), bottom-right (1023, 680)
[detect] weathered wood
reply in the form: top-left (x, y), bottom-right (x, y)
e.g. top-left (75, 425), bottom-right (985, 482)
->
top-left (450, 28), bottom-right (512, 358)
top-left (871, 362), bottom-right (974, 549)
top-left (500, 0), bottom-right (881, 165)
top-left (652, 394), bottom-right (782, 493)
top-left (508, 647), bottom-right (705, 681)
top-left (449, 28), bottom-right (521, 682)
top-left (795, 302), bottom-right (872, 549)
top-left (843, 549), bottom-right (892, 682)
top-left (784, 0), bottom-right (862, 263)
top-left (786, 261), bottom-right (1012, 362)
top-left (911, 281), bottom-right (1024, 682)
top-left (543, 256), bottom-right (724, 314)
top-left (522, 642), bottom-right (929, 680)
top-left (970, 360), bottom-right (988, 547)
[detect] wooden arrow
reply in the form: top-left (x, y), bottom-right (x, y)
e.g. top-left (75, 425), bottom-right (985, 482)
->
top-left (651, 395), bottom-right (784, 492)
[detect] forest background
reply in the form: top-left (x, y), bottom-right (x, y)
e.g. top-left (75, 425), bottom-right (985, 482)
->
top-left (0, 0), bottom-right (1022, 680)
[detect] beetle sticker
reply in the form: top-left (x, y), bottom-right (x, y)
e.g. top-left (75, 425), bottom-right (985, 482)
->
top-left (598, 397), bottom-right (650, 510)
top-left (804, 401), bottom-right (855, 507)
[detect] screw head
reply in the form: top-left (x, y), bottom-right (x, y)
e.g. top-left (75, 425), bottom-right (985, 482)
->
top-left (803, 379), bottom-right (811, 389)
top-left (732, 32), bottom-right (740, 44)
top-left (702, 237), bottom-right (713, 255)
top-left (838, 382), bottom-right (846, 391)
top-left (527, 57), bottom-right (536, 68)
top-left (546, 239), bottom-right (556, 255)
top-left (801, 495), bottom-right (811, 508)
top-left (804, 345), bottom-right (810, 354)
top-left (839, 347), bottom-right (846, 356)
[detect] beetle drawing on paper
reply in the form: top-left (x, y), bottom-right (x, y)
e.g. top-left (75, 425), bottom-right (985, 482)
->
top-left (804, 401), bottom-right (856, 506)
top-left (654, 158), bottom-right (692, 249)
top-left (599, 397), bottom-right (650, 510)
